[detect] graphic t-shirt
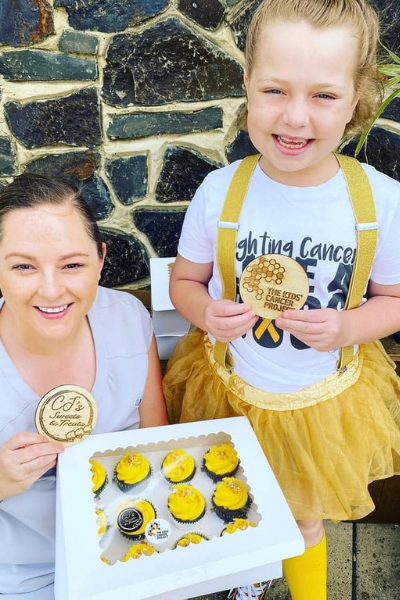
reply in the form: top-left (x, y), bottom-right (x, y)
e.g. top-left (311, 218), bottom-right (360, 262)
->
top-left (178, 160), bottom-right (400, 392)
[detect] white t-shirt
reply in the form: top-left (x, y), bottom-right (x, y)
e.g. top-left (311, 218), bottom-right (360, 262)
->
top-left (0, 286), bottom-right (153, 597)
top-left (178, 159), bottom-right (400, 392)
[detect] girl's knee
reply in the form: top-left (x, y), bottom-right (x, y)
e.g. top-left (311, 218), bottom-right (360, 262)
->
top-left (297, 519), bottom-right (324, 548)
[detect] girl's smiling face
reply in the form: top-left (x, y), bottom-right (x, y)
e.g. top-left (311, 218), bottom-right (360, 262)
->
top-left (0, 203), bottom-right (105, 348)
top-left (244, 20), bottom-right (360, 186)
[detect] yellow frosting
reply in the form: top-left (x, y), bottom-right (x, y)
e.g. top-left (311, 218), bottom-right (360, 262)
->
top-left (213, 477), bottom-right (249, 510)
top-left (176, 533), bottom-right (205, 547)
top-left (221, 519), bottom-right (256, 535)
top-left (116, 499), bottom-right (156, 537)
top-left (162, 449), bottom-right (195, 483)
top-left (121, 543), bottom-right (156, 561)
top-left (168, 485), bottom-right (205, 522)
top-left (203, 444), bottom-right (239, 475)
top-left (95, 508), bottom-right (108, 536)
top-left (116, 453), bottom-right (150, 484)
top-left (100, 555), bottom-right (111, 565)
top-left (90, 459), bottom-right (107, 493)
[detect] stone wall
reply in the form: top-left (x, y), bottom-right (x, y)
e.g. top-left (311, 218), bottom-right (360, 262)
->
top-left (0, 0), bottom-right (399, 290)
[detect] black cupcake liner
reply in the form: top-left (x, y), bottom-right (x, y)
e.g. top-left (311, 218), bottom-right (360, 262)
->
top-left (162, 465), bottom-right (196, 486)
top-left (113, 465), bottom-right (152, 494)
top-left (94, 473), bottom-right (108, 498)
top-left (169, 506), bottom-right (206, 531)
top-left (201, 460), bottom-right (239, 483)
top-left (211, 496), bottom-right (252, 523)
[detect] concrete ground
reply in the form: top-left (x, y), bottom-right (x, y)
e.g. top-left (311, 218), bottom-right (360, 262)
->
top-left (192, 521), bottom-right (400, 600)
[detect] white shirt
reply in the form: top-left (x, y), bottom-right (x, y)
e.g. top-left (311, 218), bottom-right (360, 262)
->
top-left (0, 287), bottom-right (153, 597)
top-left (178, 160), bottom-right (400, 392)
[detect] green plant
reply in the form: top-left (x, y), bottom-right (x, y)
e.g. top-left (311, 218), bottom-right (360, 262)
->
top-left (355, 43), bottom-right (400, 155)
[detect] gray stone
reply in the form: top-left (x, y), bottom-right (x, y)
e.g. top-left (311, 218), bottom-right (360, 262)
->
top-left (341, 127), bottom-right (400, 181)
top-left (0, 50), bottom-right (97, 81)
top-left (230, 0), bottom-right (263, 52)
top-left (226, 130), bottom-right (257, 163)
top-left (102, 18), bottom-right (244, 107)
top-left (355, 524), bottom-right (400, 600)
top-left (25, 151), bottom-right (113, 220)
top-left (0, 0), bottom-right (54, 47)
top-left (226, 0), bottom-right (242, 6)
top-left (99, 229), bottom-right (149, 287)
top-left (106, 155), bottom-right (148, 205)
top-left (177, 0), bottom-right (226, 31)
top-left (54, 0), bottom-right (169, 33)
top-left (371, 0), bottom-right (400, 50)
top-left (59, 30), bottom-right (99, 55)
top-left (133, 208), bottom-right (186, 257)
top-left (155, 146), bottom-right (221, 203)
top-left (382, 97), bottom-right (400, 122)
top-left (0, 137), bottom-right (16, 176)
top-left (108, 107), bottom-right (223, 140)
top-left (5, 88), bottom-right (102, 149)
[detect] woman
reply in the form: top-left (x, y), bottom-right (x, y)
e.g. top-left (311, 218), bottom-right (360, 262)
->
top-left (0, 173), bottom-right (169, 599)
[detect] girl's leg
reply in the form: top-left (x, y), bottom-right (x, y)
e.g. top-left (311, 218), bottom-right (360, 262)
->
top-left (283, 520), bottom-right (327, 600)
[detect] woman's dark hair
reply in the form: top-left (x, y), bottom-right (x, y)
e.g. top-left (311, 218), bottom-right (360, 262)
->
top-left (0, 173), bottom-right (103, 258)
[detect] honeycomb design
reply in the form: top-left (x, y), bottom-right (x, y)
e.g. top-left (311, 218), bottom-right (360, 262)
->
top-left (242, 257), bottom-right (285, 299)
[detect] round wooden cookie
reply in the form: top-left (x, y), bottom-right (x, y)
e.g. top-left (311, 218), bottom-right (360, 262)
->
top-left (35, 385), bottom-right (97, 446)
top-left (240, 254), bottom-right (309, 320)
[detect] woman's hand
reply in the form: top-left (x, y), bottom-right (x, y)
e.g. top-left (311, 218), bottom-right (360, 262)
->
top-left (0, 432), bottom-right (64, 501)
top-left (204, 299), bottom-right (258, 343)
top-left (275, 308), bottom-right (346, 352)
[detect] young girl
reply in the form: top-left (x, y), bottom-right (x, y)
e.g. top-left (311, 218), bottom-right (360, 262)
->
top-left (163, 1), bottom-right (400, 599)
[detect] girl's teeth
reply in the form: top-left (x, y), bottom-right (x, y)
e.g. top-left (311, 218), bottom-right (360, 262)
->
top-left (38, 305), bottom-right (68, 313)
top-left (277, 136), bottom-right (308, 148)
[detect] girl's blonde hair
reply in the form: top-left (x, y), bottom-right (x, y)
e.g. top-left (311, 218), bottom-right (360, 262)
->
top-left (243, 0), bottom-right (384, 138)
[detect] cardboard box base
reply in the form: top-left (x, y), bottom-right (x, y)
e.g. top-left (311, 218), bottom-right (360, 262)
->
top-left (55, 418), bottom-right (304, 600)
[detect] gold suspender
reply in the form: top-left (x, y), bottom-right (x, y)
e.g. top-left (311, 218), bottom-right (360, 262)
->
top-left (214, 153), bottom-right (378, 373)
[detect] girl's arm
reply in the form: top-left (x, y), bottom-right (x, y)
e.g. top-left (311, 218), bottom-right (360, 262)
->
top-left (139, 336), bottom-right (169, 427)
top-left (170, 254), bottom-right (258, 342)
top-left (276, 281), bottom-right (400, 351)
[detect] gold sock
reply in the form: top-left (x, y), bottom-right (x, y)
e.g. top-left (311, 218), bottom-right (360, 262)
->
top-left (283, 532), bottom-right (327, 600)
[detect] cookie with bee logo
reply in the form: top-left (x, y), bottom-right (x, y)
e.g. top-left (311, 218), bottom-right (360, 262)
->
top-left (240, 254), bottom-right (309, 320)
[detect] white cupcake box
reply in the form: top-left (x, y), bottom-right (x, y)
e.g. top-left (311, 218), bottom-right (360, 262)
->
top-left (55, 417), bottom-right (304, 600)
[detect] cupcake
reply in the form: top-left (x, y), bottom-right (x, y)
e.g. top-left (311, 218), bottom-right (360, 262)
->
top-left (221, 518), bottom-right (256, 536)
top-left (121, 542), bottom-right (157, 561)
top-left (90, 459), bottom-right (108, 498)
top-left (167, 484), bottom-right (206, 529)
top-left (212, 477), bottom-right (252, 522)
top-left (95, 508), bottom-right (109, 537)
top-left (161, 449), bottom-right (196, 485)
top-left (116, 499), bottom-right (156, 541)
top-left (113, 452), bottom-right (152, 493)
top-left (175, 533), bottom-right (209, 548)
top-left (202, 444), bottom-right (240, 482)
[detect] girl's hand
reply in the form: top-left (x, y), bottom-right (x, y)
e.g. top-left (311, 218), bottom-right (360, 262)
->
top-left (204, 299), bottom-right (258, 342)
top-left (275, 308), bottom-right (346, 352)
top-left (0, 432), bottom-right (64, 501)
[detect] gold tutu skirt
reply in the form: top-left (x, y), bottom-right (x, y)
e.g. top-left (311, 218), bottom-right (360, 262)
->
top-left (164, 328), bottom-right (400, 521)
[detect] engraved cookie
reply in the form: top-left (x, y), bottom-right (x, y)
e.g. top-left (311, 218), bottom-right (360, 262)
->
top-left (240, 254), bottom-right (309, 320)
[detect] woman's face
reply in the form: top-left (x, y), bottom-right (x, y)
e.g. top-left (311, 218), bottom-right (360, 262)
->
top-left (0, 203), bottom-right (105, 346)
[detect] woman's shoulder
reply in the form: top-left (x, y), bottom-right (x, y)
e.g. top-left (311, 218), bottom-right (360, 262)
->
top-left (90, 287), bottom-right (152, 354)
top-left (93, 286), bottom-right (147, 311)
